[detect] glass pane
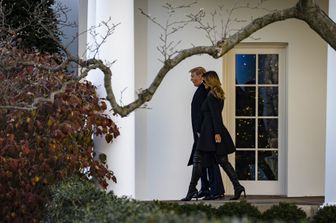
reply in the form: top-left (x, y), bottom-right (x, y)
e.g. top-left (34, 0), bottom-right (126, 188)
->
top-left (258, 119), bottom-right (278, 148)
top-left (258, 151), bottom-right (278, 181)
top-left (236, 151), bottom-right (256, 180)
top-left (236, 86), bottom-right (256, 116)
top-left (236, 54), bottom-right (256, 85)
top-left (236, 118), bottom-right (255, 148)
top-left (258, 54), bottom-right (279, 84)
top-left (258, 87), bottom-right (278, 116)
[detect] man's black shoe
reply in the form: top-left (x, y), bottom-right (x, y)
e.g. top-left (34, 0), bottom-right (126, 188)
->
top-left (196, 191), bottom-right (209, 198)
top-left (202, 194), bottom-right (224, 200)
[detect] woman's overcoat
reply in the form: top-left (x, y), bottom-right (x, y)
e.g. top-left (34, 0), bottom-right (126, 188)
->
top-left (196, 92), bottom-right (236, 156)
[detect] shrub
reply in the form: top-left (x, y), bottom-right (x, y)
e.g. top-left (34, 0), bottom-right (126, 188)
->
top-left (262, 202), bottom-right (307, 223)
top-left (45, 177), bottom-right (259, 223)
top-left (0, 47), bottom-right (119, 222)
top-left (154, 201), bottom-right (216, 218)
top-left (216, 200), bottom-right (262, 220)
top-left (45, 176), bottom-right (152, 223)
top-left (155, 200), bottom-right (263, 222)
top-left (45, 176), bottom-right (204, 223)
top-left (312, 205), bottom-right (336, 223)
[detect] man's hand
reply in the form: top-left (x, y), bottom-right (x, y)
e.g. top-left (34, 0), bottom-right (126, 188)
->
top-left (215, 134), bottom-right (221, 143)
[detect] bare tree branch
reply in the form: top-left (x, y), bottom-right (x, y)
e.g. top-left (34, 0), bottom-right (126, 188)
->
top-left (295, 0), bottom-right (336, 48)
top-left (139, 2), bottom-right (198, 59)
top-left (1, 0), bottom-right (336, 119)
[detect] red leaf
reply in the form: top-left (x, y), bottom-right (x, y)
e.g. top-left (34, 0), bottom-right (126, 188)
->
top-left (26, 66), bottom-right (33, 75)
top-left (100, 101), bottom-right (107, 110)
top-left (22, 143), bottom-right (30, 155)
top-left (112, 175), bottom-right (117, 183)
top-left (9, 159), bottom-right (19, 171)
top-left (105, 134), bottom-right (113, 143)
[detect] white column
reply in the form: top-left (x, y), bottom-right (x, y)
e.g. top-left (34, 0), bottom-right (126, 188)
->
top-left (85, 0), bottom-right (135, 197)
top-left (78, 0), bottom-right (88, 58)
top-left (324, 0), bottom-right (336, 206)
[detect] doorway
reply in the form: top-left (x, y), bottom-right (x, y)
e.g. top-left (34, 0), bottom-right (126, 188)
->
top-left (223, 44), bottom-right (287, 195)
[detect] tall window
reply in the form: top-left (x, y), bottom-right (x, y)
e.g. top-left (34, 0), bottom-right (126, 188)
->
top-left (235, 54), bottom-right (279, 181)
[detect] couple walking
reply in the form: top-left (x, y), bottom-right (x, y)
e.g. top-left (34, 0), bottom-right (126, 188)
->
top-left (181, 67), bottom-right (246, 201)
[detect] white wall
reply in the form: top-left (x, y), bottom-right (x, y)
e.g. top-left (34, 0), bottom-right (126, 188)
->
top-left (250, 1), bottom-right (328, 197)
top-left (134, 0), bottom-right (149, 200)
top-left (324, 0), bottom-right (336, 205)
top-left (135, 0), bottom-right (327, 199)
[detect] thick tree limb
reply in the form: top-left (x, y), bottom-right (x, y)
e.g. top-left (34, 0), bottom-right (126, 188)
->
top-left (1, 0), bottom-right (336, 118)
top-left (106, 0), bottom-right (335, 117)
top-left (296, 0), bottom-right (336, 49)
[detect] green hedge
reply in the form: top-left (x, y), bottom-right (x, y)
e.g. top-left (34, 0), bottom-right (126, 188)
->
top-left (44, 177), bottom-right (257, 223)
top-left (45, 176), bottom-right (160, 223)
top-left (154, 201), bottom-right (215, 218)
top-left (262, 202), bottom-right (308, 223)
top-left (44, 177), bottom-right (335, 223)
top-left (312, 205), bottom-right (336, 223)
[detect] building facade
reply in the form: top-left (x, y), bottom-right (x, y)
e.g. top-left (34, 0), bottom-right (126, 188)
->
top-left (60, 0), bottom-right (336, 205)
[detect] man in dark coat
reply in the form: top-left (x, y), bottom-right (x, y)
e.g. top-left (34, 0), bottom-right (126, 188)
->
top-left (188, 67), bottom-right (224, 200)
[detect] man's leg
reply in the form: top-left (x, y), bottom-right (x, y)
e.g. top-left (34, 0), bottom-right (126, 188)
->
top-left (207, 164), bottom-right (225, 198)
top-left (181, 151), bottom-right (203, 201)
top-left (198, 168), bottom-right (210, 198)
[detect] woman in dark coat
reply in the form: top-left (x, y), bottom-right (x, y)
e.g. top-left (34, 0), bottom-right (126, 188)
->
top-left (181, 71), bottom-right (246, 201)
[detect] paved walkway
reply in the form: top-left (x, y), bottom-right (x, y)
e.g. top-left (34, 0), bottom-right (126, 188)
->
top-left (176, 196), bottom-right (324, 217)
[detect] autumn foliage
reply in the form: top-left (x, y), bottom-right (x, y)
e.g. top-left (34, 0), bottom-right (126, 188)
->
top-left (0, 47), bottom-right (119, 222)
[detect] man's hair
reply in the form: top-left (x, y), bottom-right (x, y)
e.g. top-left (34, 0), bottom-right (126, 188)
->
top-left (189, 66), bottom-right (206, 76)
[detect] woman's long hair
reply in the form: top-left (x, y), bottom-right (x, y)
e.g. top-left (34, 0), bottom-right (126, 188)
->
top-left (203, 71), bottom-right (225, 100)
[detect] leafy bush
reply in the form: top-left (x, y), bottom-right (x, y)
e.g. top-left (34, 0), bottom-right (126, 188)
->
top-left (0, 47), bottom-right (119, 222)
top-left (45, 176), bottom-right (258, 223)
top-left (312, 205), bottom-right (336, 223)
top-left (216, 200), bottom-right (262, 220)
top-left (45, 176), bottom-right (157, 223)
top-left (45, 176), bottom-right (201, 223)
top-left (154, 201), bottom-right (216, 218)
top-left (155, 200), bottom-right (261, 221)
top-left (262, 202), bottom-right (307, 223)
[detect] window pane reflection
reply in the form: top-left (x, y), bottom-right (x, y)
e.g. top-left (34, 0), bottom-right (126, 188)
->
top-left (236, 86), bottom-right (256, 116)
top-left (258, 151), bottom-right (278, 180)
top-left (236, 118), bottom-right (255, 148)
top-left (258, 119), bottom-right (278, 148)
top-left (258, 87), bottom-right (278, 116)
top-left (236, 54), bottom-right (256, 85)
top-left (236, 151), bottom-right (255, 180)
top-left (258, 54), bottom-right (278, 84)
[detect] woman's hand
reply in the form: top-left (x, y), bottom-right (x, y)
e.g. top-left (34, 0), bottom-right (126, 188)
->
top-left (215, 134), bottom-right (221, 143)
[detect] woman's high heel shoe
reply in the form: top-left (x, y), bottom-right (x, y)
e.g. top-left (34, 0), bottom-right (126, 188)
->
top-left (180, 190), bottom-right (198, 201)
top-left (230, 186), bottom-right (246, 200)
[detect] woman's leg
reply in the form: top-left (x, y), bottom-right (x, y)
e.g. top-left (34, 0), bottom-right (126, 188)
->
top-left (217, 155), bottom-right (246, 200)
top-left (181, 150), bottom-right (203, 201)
